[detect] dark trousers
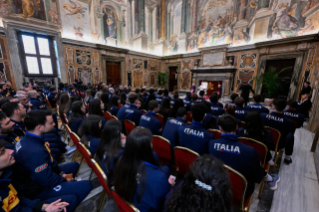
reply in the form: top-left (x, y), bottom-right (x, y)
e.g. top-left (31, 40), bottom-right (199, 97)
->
top-left (242, 95), bottom-right (249, 107)
top-left (278, 133), bottom-right (294, 156)
top-left (34, 162), bottom-right (92, 212)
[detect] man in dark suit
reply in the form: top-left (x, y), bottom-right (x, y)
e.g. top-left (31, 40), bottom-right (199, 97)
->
top-left (300, 82), bottom-right (311, 95)
top-left (239, 81), bottom-right (254, 106)
top-left (297, 93), bottom-right (312, 119)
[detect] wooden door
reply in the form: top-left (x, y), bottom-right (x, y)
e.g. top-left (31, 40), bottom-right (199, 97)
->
top-left (106, 61), bottom-right (121, 85)
top-left (169, 66), bottom-right (178, 91)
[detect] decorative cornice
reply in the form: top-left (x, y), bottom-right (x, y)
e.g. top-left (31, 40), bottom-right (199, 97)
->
top-left (254, 34), bottom-right (318, 48)
top-left (62, 38), bottom-right (98, 49)
top-left (97, 44), bottom-right (130, 53)
top-left (198, 44), bottom-right (230, 52)
top-left (127, 50), bottom-right (162, 59)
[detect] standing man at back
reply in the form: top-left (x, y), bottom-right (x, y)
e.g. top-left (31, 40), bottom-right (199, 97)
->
top-left (239, 81), bottom-right (254, 106)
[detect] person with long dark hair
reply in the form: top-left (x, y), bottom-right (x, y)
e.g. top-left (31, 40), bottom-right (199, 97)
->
top-left (101, 92), bottom-right (110, 111)
top-left (84, 89), bottom-right (94, 104)
top-left (158, 97), bottom-right (171, 123)
top-left (165, 155), bottom-right (232, 212)
top-left (89, 99), bottom-right (107, 128)
top-left (95, 120), bottom-right (126, 180)
top-left (78, 115), bottom-right (102, 155)
top-left (120, 92), bottom-right (127, 106)
top-left (168, 99), bottom-right (184, 118)
top-left (239, 111), bottom-right (275, 163)
top-left (69, 101), bottom-right (86, 134)
top-left (59, 92), bottom-right (70, 116)
top-left (109, 95), bottom-right (120, 116)
top-left (113, 127), bottom-right (171, 211)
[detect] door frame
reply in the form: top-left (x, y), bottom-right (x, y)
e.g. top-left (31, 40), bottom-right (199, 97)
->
top-left (101, 54), bottom-right (126, 86)
top-left (168, 66), bottom-right (178, 91)
top-left (256, 52), bottom-right (307, 100)
top-left (165, 62), bottom-right (181, 91)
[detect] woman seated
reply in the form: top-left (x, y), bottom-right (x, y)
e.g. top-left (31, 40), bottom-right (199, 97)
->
top-left (238, 111), bottom-right (275, 163)
top-left (215, 105), bottom-right (241, 129)
top-left (68, 100), bottom-right (86, 134)
top-left (158, 97), bottom-right (171, 123)
top-left (89, 99), bottom-right (107, 128)
top-left (165, 155), bottom-right (232, 212)
top-left (78, 115), bottom-right (102, 156)
top-left (113, 127), bottom-right (172, 212)
top-left (109, 95), bottom-right (120, 116)
top-left (95, 120), bottom-right (126, 181)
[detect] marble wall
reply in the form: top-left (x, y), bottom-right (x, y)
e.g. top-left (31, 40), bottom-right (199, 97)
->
top-left (0, 36), bottom-right (16, 89)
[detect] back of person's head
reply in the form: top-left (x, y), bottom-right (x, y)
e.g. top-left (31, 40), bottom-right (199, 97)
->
top-left (0, 98), bottom-right (10, 110)
top-left (191, 103), bottom-right (206, 122)
top-left (253, 94), bottom-right (262, 103)
top-left (149, 88), bottom-right (155, 95)
top-left (148, 100), bottom-right (159, 111)
top-left (209, 93), bottom-right (218, 103)
top-left (49, 86), bottom-right (56, 92)
top-left (120, 92), bottom-right (127, 105)
top-left (69, 101), bottom-right (85, 125)
top-left (171, 99), bottom-right (184, 118)
top-left (158, 90), bottom-right (164, 96)
top-left (230, 93), bottom-right (239, 102)
top-left (287, 100), bottom-right (298, 110)
top-left (225, 104), bottom-right (236, 116)
top-left (128, 92), bottom-right (138, 104)
top-left (69, 86), bottom-right (75, 91)
top-left (24, 110), bottom-right (52, 131)
top-left (78, 115), bottom-right (102, 143)
top-left (141, 88), bottom-right (146, 93)
top-left (110, 95), bottom-right (120, 107)
top-left (177, 107), bottom-right (187, 118)
top-left (27, 90), bottom-right (37, 98)
top-left (273, 98), bottom-right (287, 112)
top-left (160, 97), bottom-right (171, 110)
top-left (96, 119), bottom-right (122, 172)
top-left (234, 96), bottom-right (244, 107)
top-left (203, 101), bottom-right (211, 113)
top-left (89, 98), bottom-right (104, 117)
top-left (217, 114), bottom-right (237, 133)
top-left (135, 88), bottom-right (140, 93)
top-left (1, 102), bottom-right (20, 118)
top-left (186, 92), bottom-right (191, 99)
top-left (244, 111), bottom-right (265, 140)
top-left (173, 91), bottom-right (179, 99)
top-left (166, 154), bottom-right (231, 212)
top-left (164, 89), bottom-right (169, 96)
top-left (101, 92), bottom-right (109, 105)
top-left (114, 127), bottom-right (158, 203)
top-left (70, 95), bottom-right (82, 106)
top-left (199, 90), bottom-right (205, 97)
top-left (191, 93), bottom-right (198, 101)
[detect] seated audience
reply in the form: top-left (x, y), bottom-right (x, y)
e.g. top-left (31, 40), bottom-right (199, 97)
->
top-left (234, 97), bottom-right (247, 121)
top-left (209, 93), bottom-right (224, 116)
top-left (48, 87), bottom-right (58, 108)
top-left (117, 92), bottom-right (143, 126)
top-left (68, 101), bottom-right (86, 134)
top-left (28, 90), bottom-right (47, 110)
top-left (163, 89), bottom-right (171, 100)
top-left (225, 93), bottom-right (239, 108)
top-left (109, 95), bottom-right (121, 116)
top-left (101, 92), bottom-right (110, 111)
top-left (10, 110), bottom-right (92, 210)
top-left (202, 101), bottom-right (216, 129)
top-left (209, 115), bottom-right (280, 198)
top-left (238, 111), bottom-right (275, 163)
top-left (165, 155), bottom-right (232, 212)
top-left (88, 99), bottom-right (107, 128)
top-left (95, 120), bottom-right (126, 181)
top-left (198, 90), bottom-right (205, 102)
top-left (6, 81), bottom-right (16, 96)
top-left (78, 115), bottom-right (102, 156)
top-left (156, 90), bottom-right (164, 104)
top-left (245, 94), bottom-right (269, 114)
top-left (216, 105), bottom-right (241, 127)
top-left (158, 97), bottom-right (171, 123)
top-left (84, 89), bottom-right (94, 104)
top-left (113, 127), bottom-right (171, 212)
top-left (284, 100), bottom-right (304, 129)
top-left (0, 139), bottom-right (73, 212)
top-left (178, 103), bottom-right (214, 155)
top-left (59, 92), bottom-right (71, 116)
top-left (260, 99), bottom-right (294, 165)
top-left (170, 91), bottom-right (179, 106)
top-left (297, 93), bottom-right (312, 119)
top-left (168, 99), bottom-right (184, 118)
top-left (0, 113), bottom-right (20, 150)
top-left (184, 92), bottom-right (192, 111)
top-left (162, 107), bottom-right (188, 149)
top-left (139, 100), bottom-right (162, 135)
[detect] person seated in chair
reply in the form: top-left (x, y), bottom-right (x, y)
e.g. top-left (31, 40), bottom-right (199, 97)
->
top-left (209, 93), bottom-right (224, 116)
top-left (234, 97), bottom-right (247, 122)
top-left (162, 107), bottom-right (188, 149)
top-left (9, 110), bottom-right (92, 210)
top-left (28, 90), bottom-right (47, 111)
top-left (245, 94), bottom-right (269, 114)
top-left (198, 90), bottom-right (205, 102)
top-left (178, 103), bottom-right (214, 155)
top-left (284, 100), bottom-right (304, 128)
top-left (139, 100), bottom-right (162, 135)
top-left (260, 99), bottom-right (294, 165)
top-left (156, 90), bottom-right (164, 105)
top-left (117, 92), bottom-right (143, 126)
top-left (209, 115), bottom-right (280, 198)
top-left (48, 87), bottom-right (58, 109)
top-left (184, 92), bottom-right (192, 111)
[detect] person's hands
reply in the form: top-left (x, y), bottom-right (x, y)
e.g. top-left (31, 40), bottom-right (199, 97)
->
top-left (62, 174), bottom-right (74, 182)
top-left (121, 133), bottom-right (126, 147)
top-left (168, 175), bottom-right (176, 186)
top-left (43, 199), bottom-right (69, 212)
top-left (45, 142), bottom-right (50, 147)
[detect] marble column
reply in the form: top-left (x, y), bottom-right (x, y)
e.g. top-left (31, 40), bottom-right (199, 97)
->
top-left (161, 0), bottom-right (167, 39)
top-left (156, 5), bottom-right (161, 40)
top-left (258, 0), bottom-right (270, 10)
top-left (181, 0), bottom-right (187, 33)
top-left (148, 8), bottom-right (153, 43)
top-left (238, 0), bottom-right (247, 20)
top-left (134, 0), bottom-right (140, 35)
top-left (139, 0), bottom-right (145, 32)
top-left (132, 0), bottom-right (135, 36)
top-left (192, 0), bottom-right (197, 32)
top-left (167, 11), bottom-right (171, 41)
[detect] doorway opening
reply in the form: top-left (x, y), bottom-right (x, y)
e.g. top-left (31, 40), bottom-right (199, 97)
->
top-left (105, 61), bottom-right (121, 86)
top-left (169, 66), bottom-right (178, 91)
top-left (262, 59), bottom-right (295, 99)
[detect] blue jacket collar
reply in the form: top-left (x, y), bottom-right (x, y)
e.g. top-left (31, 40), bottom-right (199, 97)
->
top-left (0, 170), bottom-right (12, 181)
top-left (191, 121), bottom-right (202, 126)
top-left (176, 117), bottom-right (184, 122)
top-left (270, 111), bottom-right (283, 116)
top-left (235, 105), bottom-right (244, 109)
top-left (221, 133), bottom-right (238, 141)
top-left (129, 104), bottom-right (138, 109)
top-left (25, 131), bottom-right (44, 140)
top-left (252, 103), bottom-right (261, 106)
top-left (146, 111), bottom-right (156, 116)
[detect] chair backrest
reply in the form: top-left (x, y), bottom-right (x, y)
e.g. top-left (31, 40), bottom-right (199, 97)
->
top-left (241, 121), bottom-right (245, 128)
top-left (77, 142), bottom-right (92, 165)
top-left (152, 136), bottom-right (172, 166)
top-left (63, 113), bottom-right (69, 125)
top-left (69, 130), bottom-right (81, 146)
top-left (224, 165), bottom-right (248, 211)
top-left (44, 95), bottom-right (51, 108)
top-left (110, 115), bottom-right (118, 120)
top-left (155, 113), bottom-right (164, 128)
top-left (124, 119), bottom-right (136, 135)
top-left (65, 124), bottom-right (72, 135)
top-left (141, 109), bottom-right (147, 115)
top-left (187, 112), bottom-right (192, 122)
top-left (207, 129), bottom-right (222, 139)
top-left (238, 137), bottom-right (268, 166)
top-left (112, 190), bottom-right (139, 212)
top-left (105, 111), bottom-right (113, 121)
top-left (91, 159), bottom-right (113, 198)
top-left (174, 146), bottom-right (199, 176)
top-left (264, 126), bottom-right (281, 152)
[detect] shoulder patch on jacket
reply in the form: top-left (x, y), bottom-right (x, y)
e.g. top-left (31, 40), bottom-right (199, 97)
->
top-left (35, 163), bottom-right (48, 173)
top-left (15, 142), bottom-right (22, 153)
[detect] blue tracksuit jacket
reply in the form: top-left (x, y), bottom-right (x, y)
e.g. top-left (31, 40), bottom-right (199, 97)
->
top-left (162, 117), bottom-right (187, 149)
top-left (116, 104), bottom-right (143, 126)
top-left (139, 112), bottom-right (162, 135)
